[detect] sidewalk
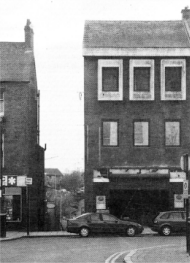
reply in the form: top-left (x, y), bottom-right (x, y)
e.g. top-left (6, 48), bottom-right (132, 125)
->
top-left (0, 227), bottom-right (155, 241)
top-left (126, 245), bottom-right (190, 263)
top-left (0, 230), bottom-right (76, 241)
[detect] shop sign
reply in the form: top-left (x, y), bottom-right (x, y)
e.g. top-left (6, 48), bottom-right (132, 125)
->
top-left (169, 172), bottom-right (186, 182)
top-left (25, 178), bottom-right (33, 185)
top-left (174, 194), bottom-right (184, 208)
top-left (2, 175), bottom-right (27, 187)
top-left (96, 196), bottom-right (106, 210)
top-left (183, 180), bottom-right (189, 199)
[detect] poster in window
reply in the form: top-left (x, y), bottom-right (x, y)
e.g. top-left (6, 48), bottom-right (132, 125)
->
top-left (134, 122), bottom-right (149, 146)
top-left (165, 122), bottom-right (180, 146)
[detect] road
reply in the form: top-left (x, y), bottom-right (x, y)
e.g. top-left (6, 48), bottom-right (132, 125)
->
top-left (1, 235), bottom-right (186, 263)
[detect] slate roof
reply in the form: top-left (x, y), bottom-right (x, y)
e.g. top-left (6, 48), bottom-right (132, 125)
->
top-left (83, 20), bottom-right (190, 49)
top-left (45, 168), bottom-right (63, 177)
top-left (0, 42), bottom-right (33, 82)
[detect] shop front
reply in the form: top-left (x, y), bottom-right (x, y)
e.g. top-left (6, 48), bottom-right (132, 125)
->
top-left (92, 168), bottom-right (185, 225)
top-left (2, 175), bottom-right (27, 228)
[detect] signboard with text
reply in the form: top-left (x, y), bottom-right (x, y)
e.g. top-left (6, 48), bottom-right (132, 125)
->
top-left (2, 175), bottom-right (27, 187)
top-left (183, 180), bottom-right (189, 199)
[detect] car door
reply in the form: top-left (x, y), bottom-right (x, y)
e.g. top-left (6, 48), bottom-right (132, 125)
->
top-left (168, 212), bottom-right (184, 232)
top-left (101, 214), bottom-right (119, 234)
top-left (88, 213), bottom-right (104, 233)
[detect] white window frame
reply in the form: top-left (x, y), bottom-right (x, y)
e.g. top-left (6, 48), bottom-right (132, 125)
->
top-left (0, 92), bottom-right (4, 117)
top-left (130, 59), bottom-right (154, 101)
top-left (161, 59), bottom-right (186, 100)
top-left (98, 59), bottom-right (123, 101)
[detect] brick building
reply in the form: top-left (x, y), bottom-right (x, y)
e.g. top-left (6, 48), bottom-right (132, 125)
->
top-left (83, 8), bottom-right (190, 224)
top-left (0, 20), bottom-right (45, 230)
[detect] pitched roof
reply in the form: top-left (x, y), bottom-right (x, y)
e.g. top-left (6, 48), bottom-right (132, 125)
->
top-left (45, 168), bottom-right (63, 177)
top-left (0, 42), bottom-right (33, 82)
top-left (83, 20), bottom-right (190, 49)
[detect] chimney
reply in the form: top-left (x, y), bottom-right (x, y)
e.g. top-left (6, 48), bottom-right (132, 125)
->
top-left (181, 6), bottom-right (190, 20)
top-left (24, 19), bottom-right (34, 50)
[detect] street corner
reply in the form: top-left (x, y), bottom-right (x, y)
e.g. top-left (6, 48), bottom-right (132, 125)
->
top-left (124, 245), bottom-right (190, 263)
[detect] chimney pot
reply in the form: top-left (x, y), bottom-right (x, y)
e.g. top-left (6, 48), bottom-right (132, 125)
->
top-left (24, 19), bottom-right (34, 50)
top-left (181, 6), bottom-right (190, 20)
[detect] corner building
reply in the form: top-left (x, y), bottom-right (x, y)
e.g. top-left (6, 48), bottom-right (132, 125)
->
top-left (83, 8), bottom-right (190, 224)
top-left (0, 20), bottom-right (45, 230)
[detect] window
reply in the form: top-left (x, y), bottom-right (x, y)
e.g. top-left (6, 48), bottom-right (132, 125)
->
top-left (134, 68), bottom-right (150, 91)
top-left (165, 121), bottom-right (180, 146)
top-left (90, 214), bottom-right (101, 222)
top-left (0, 92), bottom-right (4, 117)
top-left (102, 67), bottom-right (119, 91)
top-left (98, 59), bottom-right (123, 101)
top-left (134, 121), bottom-right (149, 146)
top-left (130, 59), bottom-right (154, 100)
top-left (102, 121), bottom-right (118, 146)
top-left (168, 212), bottom-right (183, 220)
top-left (160, 213), bottom-right (170, 219)
top-left (4, 187), bottom-right (22, 222)
top-left (161, 59), bottom-right (186, 100)
top-left (102, 214), bottom-right (117, 223)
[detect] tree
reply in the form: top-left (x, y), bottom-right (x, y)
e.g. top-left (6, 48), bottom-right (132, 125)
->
top-left (60, 171), bottom-right (84, 193)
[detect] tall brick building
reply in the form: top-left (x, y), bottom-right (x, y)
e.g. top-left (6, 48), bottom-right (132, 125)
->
top-left (0, 20), bottom-right (45, 230)
top-left (83, 8), bottom-right (190, 223)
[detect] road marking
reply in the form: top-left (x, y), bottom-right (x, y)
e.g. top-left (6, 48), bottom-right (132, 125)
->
top-left (105, 252), bottom-right (121, 263)
top-left (105, 243), bottom-right (178, 263)
top-left (124, 250), bottom-right (137, 263)
top-left (123, 244), bottom-right (178, 263)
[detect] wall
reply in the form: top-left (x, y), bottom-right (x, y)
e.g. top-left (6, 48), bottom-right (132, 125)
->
top-left (84, 56), bottom-right (190, 211)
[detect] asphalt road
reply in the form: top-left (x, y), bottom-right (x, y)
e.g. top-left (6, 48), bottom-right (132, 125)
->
top-left (0, 235), bottom-right (186, 263)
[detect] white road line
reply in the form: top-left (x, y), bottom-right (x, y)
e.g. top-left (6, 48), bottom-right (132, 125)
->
top-left (123, 244), bottom-right (178, 263)
top-left (110, 252), bottom-right (127, 263)
top-left (105, 252), bottom-right (121, 263)
top-left (124, 250), bottom-right (137, 263)
top-left (105, 243), bottom-right (179, 263)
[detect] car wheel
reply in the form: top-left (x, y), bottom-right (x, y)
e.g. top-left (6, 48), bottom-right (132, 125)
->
top-left (126, 226), bottom-right (136, 237)
top-left (161, 226), bottom-right (171, 236)
top-left (79, 227), bottom-right (90, 237)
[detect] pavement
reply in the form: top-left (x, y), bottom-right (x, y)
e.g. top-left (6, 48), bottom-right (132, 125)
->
top-left (0, 227), bottom-right (155, 241)
top-left (1, 228), bottom-right (190, 263)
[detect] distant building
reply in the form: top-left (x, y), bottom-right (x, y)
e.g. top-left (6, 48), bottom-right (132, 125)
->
top-left (45, 168), bottom-right (63, 189)
top-left (83, 8), bottom-right (190, 223)
top-left (0, 20), bottom-right (45, 230)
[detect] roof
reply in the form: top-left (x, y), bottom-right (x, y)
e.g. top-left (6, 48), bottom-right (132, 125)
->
top-left (83, 20), bottom-right (190, 49)
top-left (45, 168), bottom-right (63, 177)
top-left (0, 42), bottom-right (33, 82)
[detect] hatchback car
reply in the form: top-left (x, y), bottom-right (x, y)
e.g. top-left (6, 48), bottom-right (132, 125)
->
top-left (151, 211), bottom-right (189, 236)
top-left (66, 212), bottom-right (144, 237)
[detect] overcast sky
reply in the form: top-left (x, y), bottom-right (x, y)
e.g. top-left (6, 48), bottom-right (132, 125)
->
top-left (0, 0), bottom-right (189, 173)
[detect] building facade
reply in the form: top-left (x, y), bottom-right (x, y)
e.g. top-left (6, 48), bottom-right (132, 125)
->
top-left (83, 8), bottom-right (190, 224)
top-left (0, 20), bottom-right (45, 230)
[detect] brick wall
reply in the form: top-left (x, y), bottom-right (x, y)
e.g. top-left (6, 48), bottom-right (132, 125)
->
top-left (84, 56), bottom-right (190, 211)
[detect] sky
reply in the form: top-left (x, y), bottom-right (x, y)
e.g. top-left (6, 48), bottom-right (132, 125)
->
top-left (0, 0), bottom-right (189, 173)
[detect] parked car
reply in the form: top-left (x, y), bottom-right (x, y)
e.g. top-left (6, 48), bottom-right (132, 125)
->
top-left (151, 211), bottom-right (190, 236)
top-left (66, 212), bottom-right (144, 237)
